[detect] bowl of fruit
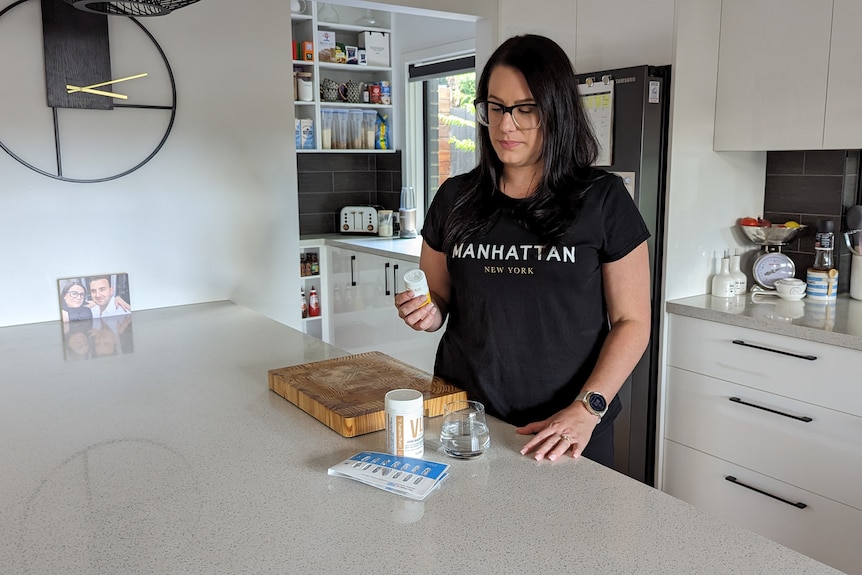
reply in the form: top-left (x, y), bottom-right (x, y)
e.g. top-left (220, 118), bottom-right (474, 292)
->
top-left (738, 217), bottom-right (807, 245)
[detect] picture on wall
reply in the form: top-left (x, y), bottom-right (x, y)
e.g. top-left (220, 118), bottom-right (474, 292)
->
top-left (57, 273), bottom-right (132, 323)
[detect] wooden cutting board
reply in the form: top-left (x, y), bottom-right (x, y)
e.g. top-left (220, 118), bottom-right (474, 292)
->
top-left (268, 351), bottom-right (466, 437)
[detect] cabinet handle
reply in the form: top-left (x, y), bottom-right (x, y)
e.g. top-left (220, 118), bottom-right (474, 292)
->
top-left (385, 262), bottom-right (391, 296)
top-left (728, 397), bottom-right (813, 423)
top-left (731, 339), bottom-right (817, 361)
top-left (350, 255), bottom-right (356, 287)
top-left (724, 476), bottom-right (807, 509)
top-left (393, 264), bottom-right (399, 294)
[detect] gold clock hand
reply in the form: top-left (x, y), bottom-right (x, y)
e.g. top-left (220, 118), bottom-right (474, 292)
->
top-left (65, 85), bottom-right (128, 99)
top-left (73, 72), bottom-right (148, 92)
top-left (66, 73), bottom-right (149, 98)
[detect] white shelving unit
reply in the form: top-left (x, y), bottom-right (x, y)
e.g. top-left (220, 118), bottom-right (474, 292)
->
top-left (291, 2), bottom-right (395, 153)
top-left (299, 240), bottom-right (330, 342)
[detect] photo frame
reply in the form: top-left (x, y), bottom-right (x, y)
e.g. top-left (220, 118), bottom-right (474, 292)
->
top-left (57, 273), bottom-right (132, 323)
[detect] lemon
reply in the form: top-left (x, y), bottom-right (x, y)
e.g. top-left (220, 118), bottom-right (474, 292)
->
top-left (784, 220), bottom-right (801, 228)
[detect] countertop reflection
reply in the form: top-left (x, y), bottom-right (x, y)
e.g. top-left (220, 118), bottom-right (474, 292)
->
top-left (667, 293), bottom-right (862, 351)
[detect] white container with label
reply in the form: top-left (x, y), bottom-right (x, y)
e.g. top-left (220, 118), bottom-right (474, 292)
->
top-left (385, 389), bottom-right (424, 457)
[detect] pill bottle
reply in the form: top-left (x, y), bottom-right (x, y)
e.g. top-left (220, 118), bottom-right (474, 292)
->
top-left (385, 389), bottom-right (424, 457)
top-left (403, 269), bottom-right (431, 307)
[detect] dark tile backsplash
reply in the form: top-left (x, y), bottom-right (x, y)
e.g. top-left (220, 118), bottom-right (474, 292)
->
top-left (297, 151), bottom-right (402, 235)
top-left (763, 150), bottom-right (861, 292)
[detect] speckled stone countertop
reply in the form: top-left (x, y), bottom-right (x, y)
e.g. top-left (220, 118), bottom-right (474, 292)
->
top-left (0, 302), bottom-right (840, 574)
top-left (667, 293), bottom-right (862, 352)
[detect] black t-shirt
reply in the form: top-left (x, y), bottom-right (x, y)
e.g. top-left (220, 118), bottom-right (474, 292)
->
top-left (422, 170), bottom-right (650, 427)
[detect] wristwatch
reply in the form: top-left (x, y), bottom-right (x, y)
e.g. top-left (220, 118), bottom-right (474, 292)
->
top-left (576, 390), bottom-right (608, 421)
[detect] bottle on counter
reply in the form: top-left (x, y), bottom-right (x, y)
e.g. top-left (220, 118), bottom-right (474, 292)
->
top-left (310, 253), bottom-right (320, 276)
top-left (711, 253), bottom-right (736, 298)
top-left (301, 288), bottom-right (308, 318)
top-left (812, 219), bottom-right (835, 271)
top-left (308, 286), bottom-right (321, 317)
top-left (807, 219), bottom-right (839, 300)
top-left (729, 250), bottom-right (747, 294)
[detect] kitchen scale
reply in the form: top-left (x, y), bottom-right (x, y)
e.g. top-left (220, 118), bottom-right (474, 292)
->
top-left (739, 224), bottom-right (807, 292)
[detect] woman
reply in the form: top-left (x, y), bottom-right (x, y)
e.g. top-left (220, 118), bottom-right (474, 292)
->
top-left (60, 280), bottom-right (93, 323)
top-left (394, 35), bottom-right (651, 467)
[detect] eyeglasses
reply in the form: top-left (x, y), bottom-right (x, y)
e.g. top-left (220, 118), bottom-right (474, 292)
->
top-left (475, 100), bottom-right (542, 130)
top-left (67, 291), bottom-right (85, 298)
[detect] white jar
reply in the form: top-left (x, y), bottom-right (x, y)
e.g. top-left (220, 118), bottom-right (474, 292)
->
top-left (403, 269), bottom-right (430, 307)
top-left (384, 389), bottom-right (424, 457)
top-left (296, 73), bottom-right (313, 102)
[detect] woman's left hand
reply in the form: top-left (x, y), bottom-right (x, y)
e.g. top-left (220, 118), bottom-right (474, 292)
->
top-left (516, 404), bottom-right (600, 462)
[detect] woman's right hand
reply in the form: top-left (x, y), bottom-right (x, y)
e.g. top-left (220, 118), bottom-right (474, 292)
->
top-left (394, 290), bottom-right (439, 332)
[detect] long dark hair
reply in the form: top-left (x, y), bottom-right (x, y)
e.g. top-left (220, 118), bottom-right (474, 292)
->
top-left (443, 34), bottom-right (602, 249)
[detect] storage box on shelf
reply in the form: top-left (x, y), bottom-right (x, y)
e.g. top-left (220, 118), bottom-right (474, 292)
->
top-left (662, 313), bottom-right (862, 574)
top-left (299, 241), bottom-right (330, 342)
top-left (290, 2), bottom-right (394, 153)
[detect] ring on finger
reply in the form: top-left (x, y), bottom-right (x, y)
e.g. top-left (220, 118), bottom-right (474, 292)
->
top-left (560, 434), bottom-right (573, 444)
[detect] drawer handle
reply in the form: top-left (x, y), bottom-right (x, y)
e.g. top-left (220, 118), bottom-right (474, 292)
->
top-left (385, 262), bottom-right (391, 296)
top-left (728, 397), bottom-right (813, 423)
top-left (725, 476), bottom-right (807, 509)
top-left (731, 339), bottom-right (816, 361)
top-left (350, 255), bottom-right (356, 287)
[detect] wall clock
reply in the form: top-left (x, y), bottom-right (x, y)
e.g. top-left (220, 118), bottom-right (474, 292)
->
top-left (0, 0), bottom-right (176, 183)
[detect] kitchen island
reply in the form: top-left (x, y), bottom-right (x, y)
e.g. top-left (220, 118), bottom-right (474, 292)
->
top-left (0, 302), bottom-right (840, 574)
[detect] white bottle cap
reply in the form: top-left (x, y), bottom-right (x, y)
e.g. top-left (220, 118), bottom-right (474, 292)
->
top-left (384, 388), bottom-right (424, 414)
top-left (403, 269), bottom-right (428, 291)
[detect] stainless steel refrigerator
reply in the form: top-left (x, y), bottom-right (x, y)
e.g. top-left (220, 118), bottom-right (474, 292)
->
top-left (575, 65), bottom-right (671, 485)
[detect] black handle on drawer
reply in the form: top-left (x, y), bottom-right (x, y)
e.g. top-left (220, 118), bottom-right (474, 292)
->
top-left (385, 262), bottom-right (391, 296)
top-left (728, 397), bottom-right (813, 423)
top-left (724, 476), bottom-right (807, 509)
top-left (393, 264), bottom-right (399, 294)
top-left (731, 339), bottom-right (817, 361)
top-left (350, 255), bottom-right (356, 287)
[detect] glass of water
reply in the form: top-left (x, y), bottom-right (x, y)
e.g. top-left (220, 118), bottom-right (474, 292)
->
top-left (440, 400), bottom-right (490, 458)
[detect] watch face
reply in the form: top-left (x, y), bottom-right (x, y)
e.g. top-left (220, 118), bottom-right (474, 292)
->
top-left (586, 392), bottom-right (607, 414)
top-left (0, 0), bottom-right (176, 182)
top-left (753, 252), bottom-right (795, 289)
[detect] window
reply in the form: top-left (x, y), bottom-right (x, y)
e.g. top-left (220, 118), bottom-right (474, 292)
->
top-left (407, 55), bottom-right (476, 212)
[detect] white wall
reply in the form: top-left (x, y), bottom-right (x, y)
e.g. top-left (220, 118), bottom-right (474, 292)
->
top-left (0, 0), bottom-right (298, 328)
top-left (664, 0), bottom-right (765, 300)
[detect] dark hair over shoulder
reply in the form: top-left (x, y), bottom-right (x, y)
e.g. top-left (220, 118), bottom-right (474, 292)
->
top-left (444, 34), bottom-right (602, 250)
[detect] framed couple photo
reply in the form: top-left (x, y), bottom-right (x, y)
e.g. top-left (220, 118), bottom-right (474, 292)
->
top-left (57, 273), bottom-right (132, 323)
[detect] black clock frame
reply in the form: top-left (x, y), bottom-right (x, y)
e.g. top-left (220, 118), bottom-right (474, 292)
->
top-left (0, 0), bottom-right (177, 183)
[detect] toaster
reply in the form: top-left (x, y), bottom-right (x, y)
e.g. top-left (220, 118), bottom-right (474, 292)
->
top-left (339, 206), bottom-right (378, 234)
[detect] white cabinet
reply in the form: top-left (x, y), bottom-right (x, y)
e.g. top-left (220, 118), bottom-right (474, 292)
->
top-left (663, 314), bottom-right (862, 574)
top-left (713, 0), bottom-right (832, 150)
top-left (823, 0), bottom-right (862, 149)
top-left (327, 246), bottom-right (442, 372)
top-left (291, 2), bottom-right (394, 153)
top-left (714, 0), bottom-right (862, 151)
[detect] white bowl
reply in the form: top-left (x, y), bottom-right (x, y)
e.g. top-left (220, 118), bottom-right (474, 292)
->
top-left (775, 278), bottom-right (806, 297)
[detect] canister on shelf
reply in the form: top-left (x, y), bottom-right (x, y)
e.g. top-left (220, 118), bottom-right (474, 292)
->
top-left (296, 72), bottom-right (313, 101)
